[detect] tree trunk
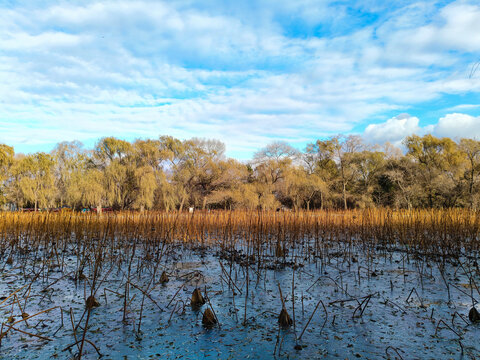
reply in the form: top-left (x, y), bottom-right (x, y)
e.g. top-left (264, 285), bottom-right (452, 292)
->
top-left (97, 203), bottom-right (102, 215)
top-left (202, 196), bottom-right (207, 210)
top-left (470, 167), bottom-right (475, 209)
top-left (343, 182), bottom-right (347, 210)
top-left (179, 194), bottom-right (186, 212)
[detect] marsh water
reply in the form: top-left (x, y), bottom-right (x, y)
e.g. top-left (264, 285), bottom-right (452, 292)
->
top-left (0, 238), bottom-right (479, 359)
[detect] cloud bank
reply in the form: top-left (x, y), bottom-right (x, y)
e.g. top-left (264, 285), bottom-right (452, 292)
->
top-left (363, 113), bottom-right (480, 146)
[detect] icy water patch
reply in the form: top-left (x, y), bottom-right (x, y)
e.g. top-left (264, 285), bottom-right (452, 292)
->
top-left (0, 244), bottom-right (479, 359)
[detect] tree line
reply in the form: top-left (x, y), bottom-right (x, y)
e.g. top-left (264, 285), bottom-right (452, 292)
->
top-left (1, 134), bottom-right (480, 211)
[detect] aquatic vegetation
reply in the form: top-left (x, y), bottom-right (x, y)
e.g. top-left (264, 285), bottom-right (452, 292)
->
top-left (0, 209), bottom-right (479, 358)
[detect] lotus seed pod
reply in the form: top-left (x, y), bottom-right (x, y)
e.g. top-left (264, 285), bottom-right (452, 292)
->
top-left (160, 271), bottom-right (169, 284)
top-left (86, 295), bottom-right (100, 309)
top-left (191, 288), bottom-right (206, 306)
top-left (202, 308), bottom-right (217, 327)
top-left (469, 307), bottom-right (480, 323)
top-left (278, 308), bottom-right (293, 327)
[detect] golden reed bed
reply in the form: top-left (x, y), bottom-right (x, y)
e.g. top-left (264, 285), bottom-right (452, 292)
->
top-left (0, 209), bottom-right (479, 257)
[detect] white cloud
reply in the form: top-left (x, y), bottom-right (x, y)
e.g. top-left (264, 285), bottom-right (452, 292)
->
top-left (444, 104), bottom-right (480, 112)
top-left (376, 2), bottom-right (480, 68)
top-left (363, 113), bottom-right (480, 147)
top-left (436, 3), bottom-right (480, 52)
top-left (363, 115), bottom-right (422, 145)
top-left (433, 113), bottom-right (480, 139)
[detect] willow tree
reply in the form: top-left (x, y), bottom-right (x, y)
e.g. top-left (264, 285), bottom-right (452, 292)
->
top-left (93, 137), bottom-right (157, 210)
top-left (51, 141), bottom-right (85, 207)
top-left (133, 139), bottom-right (173, 210)
top-left (62, 163), bottom-right (105, 210)
top-left (14, 152), bottom-right (56, 210)
top-left (172, 138), bottom-right (230, 210)
top-left (253, 141), bottom-right (298, 209)
top-left (311, 135), bottom-right (362, 209)
top-left (282, 167), bottom-right (327, 210)
top-left (132, 165), bottom-right (156, 211)
top-left (204, 158), bottom-right (249, 209)
top-left (350, 150), bottom-right (386, 207)
top-left (157, 136), bottom-right (189, 210)
top-left (404, 134), bottom-right (464, 207)
top-left (459, 138), bottom-right (480, 208)
top-left (93, 137), bottom-right (133, 210)
top-left (253, 141), bottom-right (298, 184)
top-left (0, 144), bottom-right (14, 206)
top-left (305, 140), bottom-right (338, 209)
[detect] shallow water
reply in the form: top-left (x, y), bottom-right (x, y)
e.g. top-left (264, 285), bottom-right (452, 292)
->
top-left (0, 242), bottom-right (479, 359)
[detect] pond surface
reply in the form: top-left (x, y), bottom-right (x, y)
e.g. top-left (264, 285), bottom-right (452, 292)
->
top-left (0, 241), bottom-right (479, 359)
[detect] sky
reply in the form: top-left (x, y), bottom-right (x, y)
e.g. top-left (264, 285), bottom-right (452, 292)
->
top-left (1, 0), bottom-right (480, 159)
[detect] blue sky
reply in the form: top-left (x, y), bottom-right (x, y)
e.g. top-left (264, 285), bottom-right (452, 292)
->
top-left (1, 0), bottom-right (480, 159)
